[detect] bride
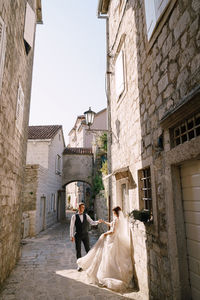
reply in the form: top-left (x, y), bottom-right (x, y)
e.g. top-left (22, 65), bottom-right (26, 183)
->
top-left (77, 206), bottom-right (134, 292)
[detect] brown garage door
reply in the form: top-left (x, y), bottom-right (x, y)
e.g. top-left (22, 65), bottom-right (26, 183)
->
top-left (181, 160), bottom-right (200, 300)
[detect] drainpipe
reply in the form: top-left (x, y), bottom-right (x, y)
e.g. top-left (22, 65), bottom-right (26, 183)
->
top-left (97, 1), bottom-right (112, 222)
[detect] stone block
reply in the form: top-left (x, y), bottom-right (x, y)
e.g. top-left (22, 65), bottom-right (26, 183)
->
top-left (192, 0), bottom-right (200, 12)
top-left (177, 68), bottom-right (189, 88)
top-left (153, 70), bottom-right (160, 85)
top-left (169, 42), bottom-right (180, 60)
top-left (163, 84), bottom-right (174, 99)
top-left (174, 10), bottom-right (190, 41)
top-left (158, 24), bottom-right (168, 48)
top-left (158, 106), bottom-right (166, 121)
top-left (169, 62), bottom-right (178, 81)
top-left (160, 58), bottom-right (169, 74)
top-left (169, 5), bottom-right (180, 30)
top-left (148, 104), bottom-right (155, 116)
top-left (158, 74), bottom-right (169, 94)
top-left (145, 134), bottom-right (151, 147)
top-left (162, 33), bottom-right (173, 58)
top-left (179, 40), bottom-right (195, 70)
top-left (191, 53), bottom-right (200, 74)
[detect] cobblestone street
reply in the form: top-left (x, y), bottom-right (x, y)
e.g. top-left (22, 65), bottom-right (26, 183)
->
top-left (0, 212), bottom-right (136, 300)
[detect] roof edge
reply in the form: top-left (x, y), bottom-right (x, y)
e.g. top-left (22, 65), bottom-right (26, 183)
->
top-left (97, 0), bottom-right (110, 15)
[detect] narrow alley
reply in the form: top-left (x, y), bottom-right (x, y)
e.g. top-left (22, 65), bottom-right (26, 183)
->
top-left (0, 213), bottom-right (135, 300)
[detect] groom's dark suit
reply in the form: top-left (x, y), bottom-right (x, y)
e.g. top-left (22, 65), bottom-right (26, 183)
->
top-left (74, 213), bottom-right (90, 259)
top-left (70, 212), bottom-right (99, 259)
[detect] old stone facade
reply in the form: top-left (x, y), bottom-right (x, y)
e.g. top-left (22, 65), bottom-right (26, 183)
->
top-left (98, 0), bottom-right (200, 299)
top-left (66, 109), bottom-right (107, 211)
top-left (0, 0), bottom-right (42, 286)
top-left (25, 125), bottom-right (66, 234)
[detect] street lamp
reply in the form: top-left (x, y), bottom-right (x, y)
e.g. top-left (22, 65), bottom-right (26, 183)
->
top-left (83, 107), bottom-right (119, 143)
top-left (84, 107), bottom-right (96, 130)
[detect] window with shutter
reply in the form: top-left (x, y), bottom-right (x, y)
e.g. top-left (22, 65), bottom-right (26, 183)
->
top-left (144, 0), bottom-right (170, 40)
top-left (16, 83), bottom-right (25, 133)
top-left (155, 0), bottom-right (169, 20)
top-left (115, 50), bottom-right (125, 99)
top-left (24, 3), bottom-right (35, 50)
top-left (144, 0), bottom-right (157, 40)
top-left (0, 16), bottom-right (6, 95)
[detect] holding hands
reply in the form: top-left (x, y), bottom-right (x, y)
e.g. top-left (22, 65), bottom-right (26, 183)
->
top-left (98, 219), bottom-right (104, 224)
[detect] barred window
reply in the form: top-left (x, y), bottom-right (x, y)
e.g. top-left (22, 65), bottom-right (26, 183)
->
top-left (172, 112), bottom-right (200, 147)
top-left (138, 167), bottom-right (152, 210)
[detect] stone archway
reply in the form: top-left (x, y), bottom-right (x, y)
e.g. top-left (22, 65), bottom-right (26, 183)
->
top-left (62, 147), bottom-right (93, 187)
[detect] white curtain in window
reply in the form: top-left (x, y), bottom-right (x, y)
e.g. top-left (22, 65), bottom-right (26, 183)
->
top-left (24, 3), bottom-right (35, 48)
top-left (145, 0), bottom-right (169, 40)
top-left (144, 0), bottom-right (157, 40)
top-left (154, 0), bottom-right (169, 20)
top-left (115, 50), bottom-right (125, 98)
top-left (16, 83), bottom-right (24, 133)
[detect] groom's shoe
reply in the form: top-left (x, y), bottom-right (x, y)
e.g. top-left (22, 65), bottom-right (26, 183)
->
top-left (77, 267), bottom-right (83, 272)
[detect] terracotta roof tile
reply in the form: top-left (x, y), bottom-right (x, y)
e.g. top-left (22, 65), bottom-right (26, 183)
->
top-left (28, 125), bottom-right (62, 140)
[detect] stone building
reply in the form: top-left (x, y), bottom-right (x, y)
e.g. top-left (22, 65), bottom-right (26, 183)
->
top-left (24, 125), bottom-right (66, 235)
top-left (66, 108), bottom-right (107, 211)
top-left (98, 0), bottom-right (200, 299)
top-left (0, 0), bottom-right (42, 285)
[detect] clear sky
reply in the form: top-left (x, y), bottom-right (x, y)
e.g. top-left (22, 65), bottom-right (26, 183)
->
top-left (29, 0), bottom-right (107, 143)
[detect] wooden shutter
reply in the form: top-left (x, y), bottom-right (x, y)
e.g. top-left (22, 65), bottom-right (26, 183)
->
top-left (154, 0), bottom-right (169, 20)
top-left (144, 0), bottom-right (157, 40)
top-left (0, 16), bottom-right (6, 94)
top-left (24, 2), bottom-right (35, 48)
top-left (115, 50), bottom-right (125, 98)
top-left (16, 83), bottom-right (24, 132)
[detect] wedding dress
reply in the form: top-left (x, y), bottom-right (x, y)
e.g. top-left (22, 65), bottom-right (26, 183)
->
top-left (77, 211), bottom-right (134, 292)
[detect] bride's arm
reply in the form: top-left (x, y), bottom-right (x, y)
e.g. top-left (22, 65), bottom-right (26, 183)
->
top-left (103, 218), bottom-right (117, 236)
top-left (101, 220), bottom-right (111, 227)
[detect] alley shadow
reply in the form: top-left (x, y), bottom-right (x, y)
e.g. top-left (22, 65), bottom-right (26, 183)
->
top-left (55, 268), bottom-right (138, 299)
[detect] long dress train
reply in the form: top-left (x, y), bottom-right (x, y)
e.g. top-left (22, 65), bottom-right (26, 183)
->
top-left (77, 213), bottom-right (134, 292)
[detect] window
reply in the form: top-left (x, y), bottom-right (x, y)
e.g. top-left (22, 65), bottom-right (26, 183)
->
top-left (121, 183), bottom-right (127, 213)
top-left (138, 167), bottom-right (152, 210)
top-left (144, 0), bottom-right (169, 40)
top-left (50, 194), bottom-right (55, 212)
top-left (172, 112), bottom-right (200, 147)
top-left (0, 16), bottom-right (6, 94)
top-left (115, 49), bottom-right (125, 99)
top-left (15, 83), bottom-right (24, 133)
top-left (54, 193), bottom-right (57, 211)
top-left (55, 154), bottom-right (61, 175)
top-left (24, 2), bottom-right (35, 54)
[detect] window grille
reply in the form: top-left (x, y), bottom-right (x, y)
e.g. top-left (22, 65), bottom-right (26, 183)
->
top-left (139, 167), bottom-right (152, 210)
top-left (172, 112), bottom-right (200, 147)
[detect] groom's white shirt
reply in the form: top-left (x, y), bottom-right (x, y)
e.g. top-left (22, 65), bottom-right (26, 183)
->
top-left (70, 213), bottom-right (98, 238)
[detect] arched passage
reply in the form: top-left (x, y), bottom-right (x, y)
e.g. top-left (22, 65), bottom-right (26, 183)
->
top-left (62, 147), bottom-right (93, 187)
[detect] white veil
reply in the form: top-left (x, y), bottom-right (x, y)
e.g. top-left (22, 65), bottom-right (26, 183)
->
top-left (117, 210), bottom-right (131, 248)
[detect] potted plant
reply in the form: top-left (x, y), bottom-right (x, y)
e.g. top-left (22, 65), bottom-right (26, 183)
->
top-left (129, 209), bottom-right (151, 223)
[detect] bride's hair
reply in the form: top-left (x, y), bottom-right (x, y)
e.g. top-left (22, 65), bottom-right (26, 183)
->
top-left (112, 206), bottom-right (121, 217)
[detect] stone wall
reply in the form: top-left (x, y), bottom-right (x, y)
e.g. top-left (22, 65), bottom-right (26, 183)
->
top-left (0, 0), bottom-right (38, 285)
top-left (94, 191), bottom-right (108, 233)
top-left (23, 164), bottom-right (49, 236)
top-left (106, 0), bottom-right (200, 299)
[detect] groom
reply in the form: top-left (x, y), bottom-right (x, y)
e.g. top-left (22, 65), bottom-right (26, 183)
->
top-left (70, 202), bottom-right (100, 271)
